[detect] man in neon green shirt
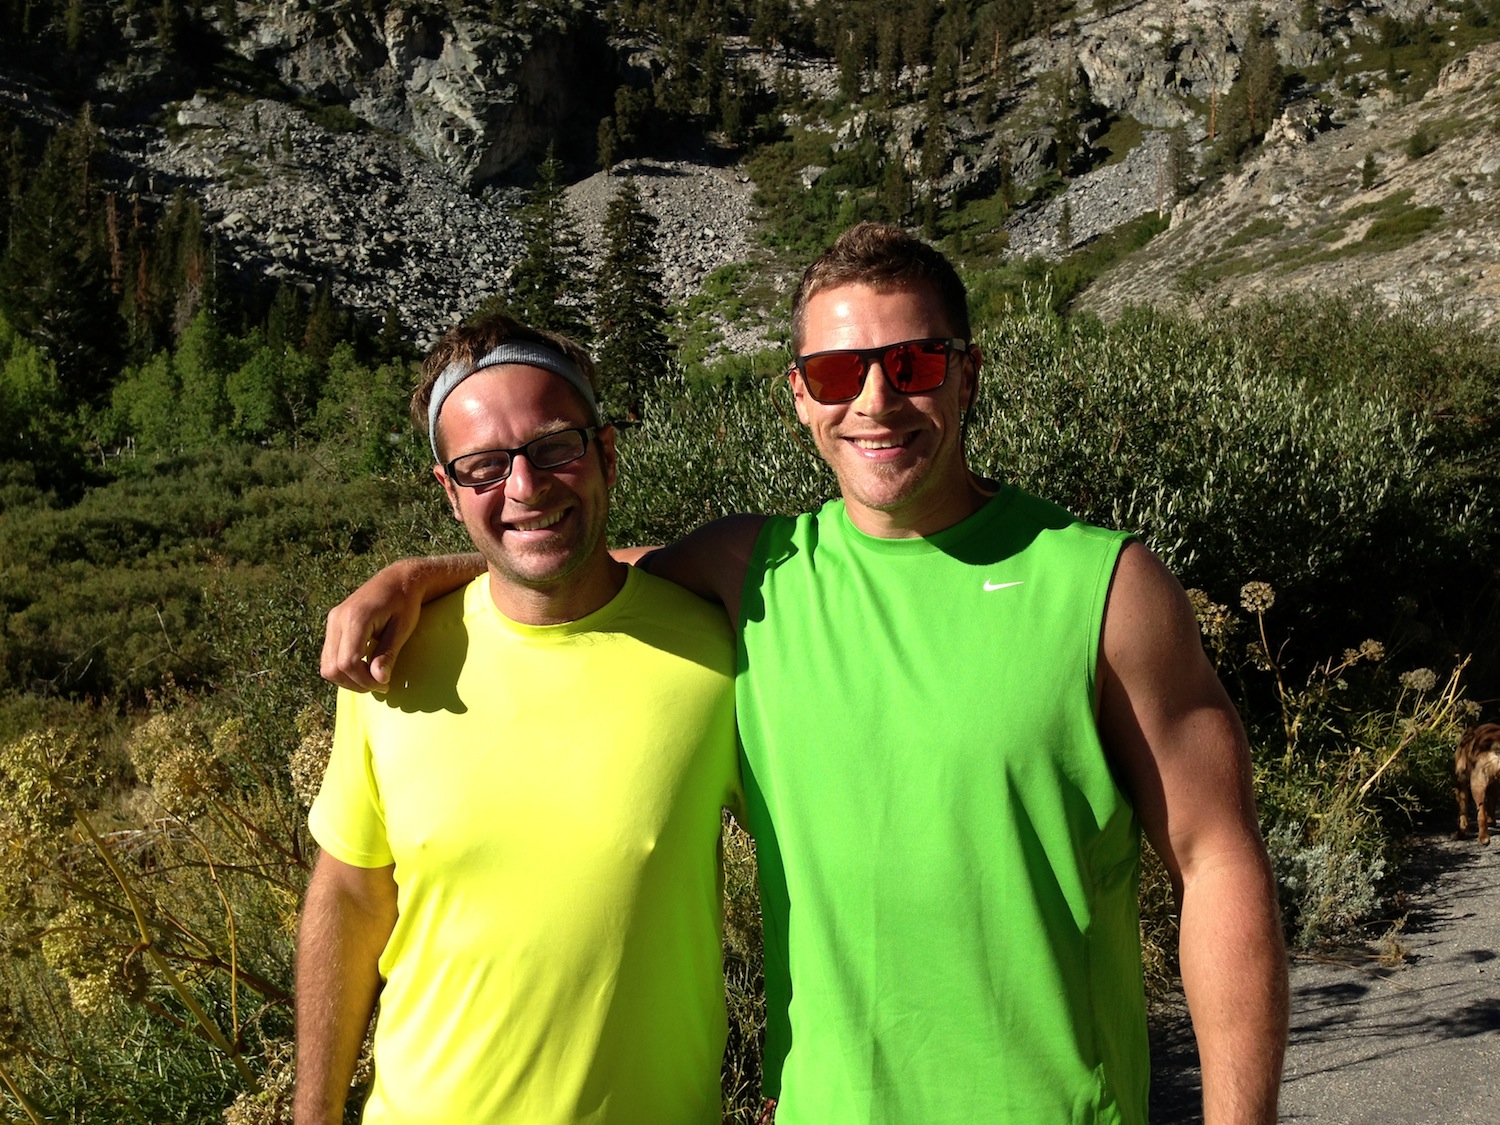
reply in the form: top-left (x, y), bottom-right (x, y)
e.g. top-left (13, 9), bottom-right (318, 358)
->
top-left (321, 225), bottom-right (1289, 1124)
top-left (294, 313), bottom-right (740, 1124)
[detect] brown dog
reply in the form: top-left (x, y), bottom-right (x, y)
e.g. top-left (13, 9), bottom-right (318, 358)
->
top-left (1455, 723), bottom-right (1500, 845)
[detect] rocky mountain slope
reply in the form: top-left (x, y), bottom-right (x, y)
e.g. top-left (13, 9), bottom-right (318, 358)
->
top-left (1077, 41), bottom-right (1500, 331)
top-left (8, 0), bottom-right (1495, 351)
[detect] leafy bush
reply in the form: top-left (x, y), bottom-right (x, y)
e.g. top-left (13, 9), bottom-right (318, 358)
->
top-left (610, 368), bottom-right (836, 545)
top-left (1362, 204), bottom-right (1444, 246)
top-left (1405, 125), bottom-right (1439, 158)
top-left (966, 291), bottom-right (1497, 676)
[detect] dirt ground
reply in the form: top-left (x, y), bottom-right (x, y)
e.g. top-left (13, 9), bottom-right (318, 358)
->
top-left (1147, 833), bottom-right (1500, 1123)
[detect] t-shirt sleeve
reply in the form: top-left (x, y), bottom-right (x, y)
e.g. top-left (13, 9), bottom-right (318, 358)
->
top-left (307, 688), bottom-right (394, 868)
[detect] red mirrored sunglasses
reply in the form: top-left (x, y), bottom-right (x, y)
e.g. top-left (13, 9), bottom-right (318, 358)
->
top-left (793, 337), bottom-right (969, 404)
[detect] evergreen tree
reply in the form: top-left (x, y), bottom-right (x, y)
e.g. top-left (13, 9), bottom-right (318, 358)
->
top-left (875, 10), bottom-right (901, 98)
top-left (64, 0), bottom-right (84, 53)
top-left (265, 281), bottom-right (307, 355)
top-left (996, 141), bottom-right (1014, 208)
top-left (612, 85), bottom-right (651, 158)
top-left (933, 0), bottom-right (968, 90)
top-left (919, 91), bottom-right (949, 181)
top-left (300, 282), bottom-right (346, 368)
top-left (900, 0), bottom-right (937, 88)
top-left (837, 25), bottom-right (870, 102)
top-left (597, 116), bottom-right (618, 173)
top-left (373, 302), bottom-right (411, 365)
top-left (1164, 126), bottom-right (1193, 204)
top-left (507, 144), bottom-right (590, 341)
top-left (594, 178), bottom-right (670, 422)
top-left (1214, 11), bottom-right (1283, 166)
top-left (0, 108), bottom-right (116, 395)
top-left (1046, 46), bottom-right (1086, 177)
top-left (0, 124), bottom-right (22, 260)
top-left (720, 70), bottom-right (747, 143)
top-left (751, 0), bottom-right (790, 53)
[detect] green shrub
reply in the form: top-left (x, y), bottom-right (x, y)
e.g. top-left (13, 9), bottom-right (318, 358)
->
top-left (1405, 125), bottom-right (1438, 158)
top-left (966, 291), bottom-right (1497, 672)
top-left (1362, 204), bottom-right (1443, 246)
top-left (1222, 216), bottom-right (1285, 249)
top-left (610, 369), bottom-right (836, 545)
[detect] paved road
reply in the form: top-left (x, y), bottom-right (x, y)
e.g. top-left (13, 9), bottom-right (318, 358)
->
top-left (1148, 834), bottom-right (1500, 1123)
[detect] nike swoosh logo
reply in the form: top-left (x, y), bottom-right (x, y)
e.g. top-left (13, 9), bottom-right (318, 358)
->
top-left (983, 580), bottom-right (1024, 591)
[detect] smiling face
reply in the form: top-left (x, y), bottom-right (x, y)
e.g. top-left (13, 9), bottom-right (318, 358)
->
top-left (433, 364), bottom-right (621, 624)
top-left (791, 281), bottom-right (983, 539)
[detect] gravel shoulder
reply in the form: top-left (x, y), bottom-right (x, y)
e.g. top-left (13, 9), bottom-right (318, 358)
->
top-left (1148, 832), bottom-right (1500, 1123)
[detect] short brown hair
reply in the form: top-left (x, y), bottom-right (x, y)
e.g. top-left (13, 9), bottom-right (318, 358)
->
top-left (790, 222), bottom-right (971, 354)
top-left (411, 312), bottom-right (601, 459)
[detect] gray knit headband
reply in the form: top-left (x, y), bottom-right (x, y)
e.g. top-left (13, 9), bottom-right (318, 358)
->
top-left (427, 340), bottom-right (602, 463)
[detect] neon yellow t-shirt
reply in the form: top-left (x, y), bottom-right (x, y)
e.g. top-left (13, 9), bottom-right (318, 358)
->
top-left (309, 567), bottom-right (741, 1124)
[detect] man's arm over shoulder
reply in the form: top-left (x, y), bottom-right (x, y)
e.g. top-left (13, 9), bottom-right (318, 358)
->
top-left (321, 554), bottom-right (484, 691)
top-left (320, 516), bottom-right (768, 693)
top-left (294, 852), bottom-right (398, 1125)
top-left (629, 514), bottom-right (767, 626)
top-left (1098, 541), bottom-right (1288, 1125)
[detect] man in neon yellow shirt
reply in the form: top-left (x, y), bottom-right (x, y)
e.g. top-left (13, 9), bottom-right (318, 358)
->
top-left (320, 226), bottom-right (1289, 1124)
top-left (294, 314), bottom-right (740, 1124)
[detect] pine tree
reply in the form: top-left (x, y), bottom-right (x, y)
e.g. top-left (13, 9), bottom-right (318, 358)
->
top-left (919, 91), bottom-right (948, 181)
top-left (751, 0), bottom-right (790, 52)
top-left (265, 281), bottom-right (307, 355)
top-left (373, 302), bottom-right (410, 364)
top-left (1048, 61), bottom-right (1083, 177)
top-left (1201, 9), bottom-right (1284, 168)
top-left (1164, 126), bottom-right (1193, 205)
top-left (300, 282), bottom-right (345, 368)
top-left (594, 178), bottom-right (670, 422)
top-left (507, 144), bottom-right (590, 341)
top-left (900, 0), bottom-right (937, 89)
top-left (0, 108), bottom-right (116, 395)
top-left (0, 124), bottom-right (22, 260)
top-left (875, 11), bottom-right (901, 98)
top-left (597, 116), bottom-right (618, 173)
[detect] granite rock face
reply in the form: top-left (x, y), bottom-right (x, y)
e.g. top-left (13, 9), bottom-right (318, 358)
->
top-left (228, 1), bottom-right (610, 188)
top-left (45, 0), bottom-right (1496, 347)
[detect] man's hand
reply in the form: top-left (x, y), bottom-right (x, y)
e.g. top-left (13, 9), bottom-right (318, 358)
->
top-left (320, 555), bottom-right (483, 691)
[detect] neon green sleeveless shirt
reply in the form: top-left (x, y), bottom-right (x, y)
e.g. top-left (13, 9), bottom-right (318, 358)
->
top-left (736, 487), bottom-right (1146, 1124)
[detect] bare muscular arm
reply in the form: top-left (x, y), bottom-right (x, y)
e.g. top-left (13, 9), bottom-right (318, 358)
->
top-left (630, 515), bottom-right (767, 625)
top-left (1098, 541), bottom-right (1288, 1125)
top-left (293, 853), bottom-right (399, 1125)
top-left (321, 518), bottom-right (769, 691)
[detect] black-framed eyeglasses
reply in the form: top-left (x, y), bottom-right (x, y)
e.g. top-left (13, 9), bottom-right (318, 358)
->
top-left (793, 337), bottom-right (969, 404)
top-left (444, 427), bottom-right (597, 488)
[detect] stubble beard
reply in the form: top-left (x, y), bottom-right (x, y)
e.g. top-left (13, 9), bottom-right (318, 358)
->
top-left (470, 505), bottom-right (609, 597)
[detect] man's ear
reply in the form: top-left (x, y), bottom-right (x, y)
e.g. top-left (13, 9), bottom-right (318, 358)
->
top-left (963, 345), bottom-right (982, 411)
top-left (433, 464), bottom-right (464, 520)
top-left (597, 424), bottom-right (619, 488)
top-left (788, 367), bottom-right (812, 426)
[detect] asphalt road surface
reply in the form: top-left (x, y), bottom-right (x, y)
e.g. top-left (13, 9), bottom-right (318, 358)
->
top-left (1148, 833), bottom-right (1500, 1123)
